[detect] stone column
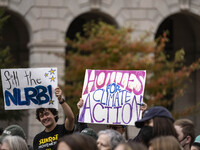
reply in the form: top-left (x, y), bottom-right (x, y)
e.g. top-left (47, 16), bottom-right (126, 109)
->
top-left (27, 41), bottom-right (66, 144)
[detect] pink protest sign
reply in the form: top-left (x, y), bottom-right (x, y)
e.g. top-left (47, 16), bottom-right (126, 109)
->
top-left (78, 69), bottom-right (146, 126)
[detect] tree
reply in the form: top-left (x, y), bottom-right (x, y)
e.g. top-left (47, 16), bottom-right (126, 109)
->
top-left (0, 9), bottom-right (25, 122)
top-left (65, 21), bottom-right (200, 117)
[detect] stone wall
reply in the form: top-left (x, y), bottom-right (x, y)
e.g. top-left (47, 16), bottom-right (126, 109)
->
top-left (0, 0), bottom-right (200, 145)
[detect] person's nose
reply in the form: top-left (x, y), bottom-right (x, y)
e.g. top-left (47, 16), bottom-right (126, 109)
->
top-left (97, 144), bottom-right (101, 150)
top-left (97, 142), bottom-right (101, 150)
top-left (41, 115), bottom-right (48, 121)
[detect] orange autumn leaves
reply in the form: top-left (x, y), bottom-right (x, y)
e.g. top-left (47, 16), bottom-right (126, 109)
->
top-left (65, 21), bottom-right (200, 117)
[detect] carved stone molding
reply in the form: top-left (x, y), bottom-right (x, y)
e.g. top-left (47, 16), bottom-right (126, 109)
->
top-left (180, 0), bottom-right (190, 10)
top-left (90, 0), bottom-right (101, 10)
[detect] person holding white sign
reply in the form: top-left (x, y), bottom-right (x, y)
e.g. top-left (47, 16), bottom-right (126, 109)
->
top-left (33, 87), bottom-right (74, 150)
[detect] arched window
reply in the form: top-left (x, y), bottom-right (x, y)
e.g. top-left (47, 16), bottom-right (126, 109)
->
top-left (155, 13), bottom-right (200, 113)
top-left (1, 10), bottom-right (29, 67)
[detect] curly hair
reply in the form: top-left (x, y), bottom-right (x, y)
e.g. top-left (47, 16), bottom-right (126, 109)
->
top-left (36, 108), bottom-right (59, 122)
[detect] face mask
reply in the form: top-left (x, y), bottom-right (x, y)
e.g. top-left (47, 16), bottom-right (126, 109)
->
top-left (140, 126), bottom-right (153, 145)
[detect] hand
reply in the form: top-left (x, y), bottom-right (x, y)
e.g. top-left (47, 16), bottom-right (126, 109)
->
top-left (77, 98), bottom-right (84, 109)
top-left (55, 87), bottom-right (62, 102)
top-left (140, 102), bottom-right (147, 112)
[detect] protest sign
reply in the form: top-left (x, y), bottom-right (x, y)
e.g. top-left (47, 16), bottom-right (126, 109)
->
top-left (78, 69), bottom-right (146, 126)
top-left (1, 68), bottom-right (58, 110)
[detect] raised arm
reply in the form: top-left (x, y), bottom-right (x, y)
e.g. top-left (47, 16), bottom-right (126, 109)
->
top-left (55, 87), bottom-right (74, 131)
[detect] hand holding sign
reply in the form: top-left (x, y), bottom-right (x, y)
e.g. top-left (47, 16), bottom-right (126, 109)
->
top-left (77, 98), bottom-right (84, 110)
top-left (55, 87), bottom-right (63, 102)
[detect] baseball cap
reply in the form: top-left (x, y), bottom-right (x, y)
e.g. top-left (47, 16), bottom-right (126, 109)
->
top-left (0, 125), bottom-right (26, 143)
top-left (135, 106), bottom-right (174, 128)
top-left (192, 135), bottom-right (200, 147)
top-left (80, 128), bottom-right (98, 140)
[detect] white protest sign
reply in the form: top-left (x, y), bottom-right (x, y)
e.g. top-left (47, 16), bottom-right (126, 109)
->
top-left (78, 69), bottom-right (146, 126)
top-left (1, 68), bottom-right (58, 110)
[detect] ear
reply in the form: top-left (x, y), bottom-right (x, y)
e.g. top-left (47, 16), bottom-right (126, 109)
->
top-left (186, 135), bottom-right (191, 144)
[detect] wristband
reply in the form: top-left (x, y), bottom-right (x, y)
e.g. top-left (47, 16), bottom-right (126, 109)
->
top-left (59, 99), bottom-right (65, 104)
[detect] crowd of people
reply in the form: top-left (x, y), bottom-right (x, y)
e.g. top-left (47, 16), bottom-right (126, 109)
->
top-left (0, 87), bottom-right (200, 150)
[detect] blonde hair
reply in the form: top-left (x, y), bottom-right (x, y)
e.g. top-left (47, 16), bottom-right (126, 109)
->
top-left (149, 136), bottom-right (181, 150)
top-left (2, 135), bottom-right (28, 150)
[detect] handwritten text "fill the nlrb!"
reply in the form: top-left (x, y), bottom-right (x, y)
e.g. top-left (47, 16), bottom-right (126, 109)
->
top-left (1, 68), bottom-right (58, 110)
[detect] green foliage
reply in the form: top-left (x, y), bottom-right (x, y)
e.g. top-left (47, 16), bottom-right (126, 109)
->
top-left (65, 21), bottom-right (200, 116)
top-left (0, 9), bottom-right (25, 122)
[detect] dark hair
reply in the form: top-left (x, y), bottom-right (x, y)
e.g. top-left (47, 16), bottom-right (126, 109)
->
top-left (0, 127), bottom-right (3, 135)
top-left (153, 117), bottom-right (177, 138)
top-left (174, 119), bottom-right (195, 147)
top-left (56, 134), bottom-right (98, 150)
top-left (36, 108), bottom-right (59, 122)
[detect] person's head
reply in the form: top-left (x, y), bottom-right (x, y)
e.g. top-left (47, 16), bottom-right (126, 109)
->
top-left (135, 106), bottom-right (177, 146)
top-left (191, 135), bottom-right (200, 150)
top-left (191, 146), bottom-right (200, 150)
top-left (115, 142), bottom-right (147, 150)
top-left (174, 119), bottom-right (195, 149)
top-left (107, 125), bottom-right (126, 135)
top-left (80, 128), bottom-right (98, 140)
top-left (36, 108), bottom-right (59, 128)
top-left (0, 125), bottom-right (26, 144)
top-left (57, 134), bottom-right (97, 150)
top-left (97, 129), bottom-right (125, 150)
top-left (148, 136), bottom-right (182, 150)
top-left (1, 135), bottom-right (28, 150)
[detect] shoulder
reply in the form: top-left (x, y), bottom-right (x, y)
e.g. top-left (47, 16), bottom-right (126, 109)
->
top-left (57, 124), bottom-right (65, 128)
top-left (57, 124), bottom-right (74, 134)
top-left (33, 131), bottom-right (45, 141)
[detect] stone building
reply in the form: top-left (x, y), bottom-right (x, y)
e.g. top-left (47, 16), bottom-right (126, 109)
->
top-left (0, 0), bottom-right (200, 145)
